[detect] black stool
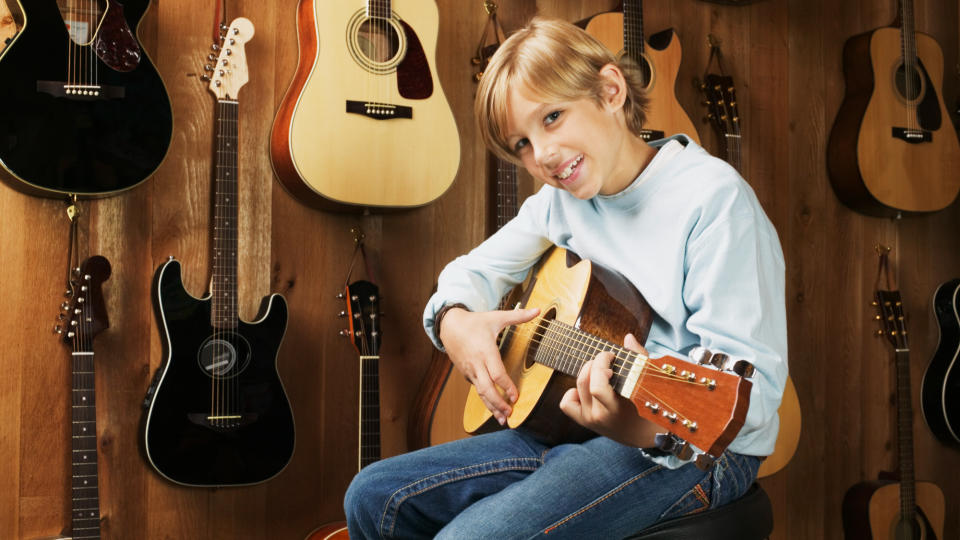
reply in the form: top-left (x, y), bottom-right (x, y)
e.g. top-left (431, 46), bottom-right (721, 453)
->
top-left (625, 483), bottom-right (773, 540)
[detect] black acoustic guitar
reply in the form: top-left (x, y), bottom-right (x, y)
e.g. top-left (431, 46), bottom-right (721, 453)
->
top-left (141, 18), bottom-right (294, 487)
top-left (921, 278), bottom-right (960, 446)
top-left (0, 0), bottom-right (172, 197)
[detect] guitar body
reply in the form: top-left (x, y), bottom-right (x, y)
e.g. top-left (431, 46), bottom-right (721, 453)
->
top-left (582, 10), bottom-right (700, 143)
top-left (0, 0), bottom-right (172, 197)
top-left (921, 278), bottom-right (960, 445)
top-left (271, 0), bottom-right (460, 211)
top-left (757, 375), bottom-right (801, 477)
top-left (305, 522), bottom-right (348, 540)
top-left (827, 27), bottom-right (960, 216)
top-left (842, 480), bottom-right (945, 540)
top-left (463, 248), bottom-right (653, 445)
top-left (408, 348), bottom-right (472, 448)
top-left (143, 258), bottom-right (295, 486)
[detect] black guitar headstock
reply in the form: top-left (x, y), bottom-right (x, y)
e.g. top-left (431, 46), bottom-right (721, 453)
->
top-left (341, 280), bottom-right (382, 357)
top-left (57, 255), bottom-right (111, 345)
top-left (702, 73), bottom-right (740, 140)
top-left (874, 289), bottom-right (909, 352)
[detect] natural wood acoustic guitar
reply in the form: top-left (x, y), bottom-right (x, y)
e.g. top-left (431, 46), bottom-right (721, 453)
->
top-left (580, 0), bottom-right (700, 143)
top-left (305, 280), bottom-right (382, 540)
top-left (270, 0), bottom-right (460, 211)
top-left (842, 253), bottom-right (945, 539)
top-left (827, 0), bottom-right (960, 216)
top-left (462, 247), bottom-right (754, 468)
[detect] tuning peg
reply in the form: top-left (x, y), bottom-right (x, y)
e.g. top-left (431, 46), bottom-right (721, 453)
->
top-left (225, 49), bottom-right (233, 56)
top-left (64, 289), bottom-right (72, 298)
top-left (688, 346), bottom-right (712, 365)
top-left (654, 433), bottom-right (694, 461)
top-left (709, 352), bottom-right (729, 370)
top-left (60, 301), bottom-right (70, 311)
top-left (338, 310), bottom-right (347, 318)
top-left (207, 53), bottom-right (216, 61)
top-left (336, 292), bottom-right (346, 300)
top-left (211, 43), bottom-right (220, 51)
top-left (339, 329), bottom-right (351, 337)
top-left (53, 325), bottom-right (62, 334)
top-left (220, 22), bottom-right (228, 31)
top-left (729, 360), bottom-right (755, 378)
top-left (694, 453), bottom-right (716, 471)
top-left (200, 75), bottom-right (211, 82)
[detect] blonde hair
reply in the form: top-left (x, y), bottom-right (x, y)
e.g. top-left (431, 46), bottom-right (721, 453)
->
top-left (475, 17), bottom-right (649, 164)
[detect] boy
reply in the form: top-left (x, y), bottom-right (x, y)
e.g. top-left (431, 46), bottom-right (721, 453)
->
top-left (345, 16), bottom-right (787, 539)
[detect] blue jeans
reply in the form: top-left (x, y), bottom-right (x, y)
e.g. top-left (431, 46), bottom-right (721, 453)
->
top-left (344, 428), bottom-right (761, 539)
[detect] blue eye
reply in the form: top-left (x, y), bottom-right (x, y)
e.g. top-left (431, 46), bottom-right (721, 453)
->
top-left (544, 110), bottom-right (561, 124)
top-left (513, 138), bottom-right (529, 152)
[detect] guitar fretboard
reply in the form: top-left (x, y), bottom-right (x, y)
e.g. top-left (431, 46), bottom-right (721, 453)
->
top-left (622, 0), bottom-right (645, 71)
top-left (367, 0), bottom-right (392, 20)
top-left (211, 100), bottom-right (240, 329)
top-left (530, 319), bottom-right (641, 396)
top-left (71, 351), bottom-right (101, 537)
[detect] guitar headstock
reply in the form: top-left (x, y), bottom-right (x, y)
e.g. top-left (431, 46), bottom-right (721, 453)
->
top-left (341, 280), bottom-right (382, 357)
top-left (202, 17), bottom-right (255, 100)
top-left (701, 73), bottom-right (740, 140)
top-left (622, 346), bottom-right (754, 469)
top-left (57, 255), bottom-right (111, 345)
top-left (874, 289), bottom-right (909, 351)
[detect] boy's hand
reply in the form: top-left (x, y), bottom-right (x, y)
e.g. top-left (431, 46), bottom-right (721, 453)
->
top-left (440, 306), bottom-right (540, 425)
top-left (559, 333), bottom-right (659, 447)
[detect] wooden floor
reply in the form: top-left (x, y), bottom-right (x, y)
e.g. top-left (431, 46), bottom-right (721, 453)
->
top-left (1, 0), bottom-right (959, 538)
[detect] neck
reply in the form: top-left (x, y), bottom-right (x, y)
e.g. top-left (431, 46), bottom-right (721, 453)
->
top-left (71, 347), bottom-right (101, 537)
top-left (600, 136), bottom-right (657, 196)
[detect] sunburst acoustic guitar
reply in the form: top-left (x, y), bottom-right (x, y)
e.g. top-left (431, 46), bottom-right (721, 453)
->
top-left (580, 0), bottom-right (700, 143)
top-left (270, 0), bottom-right (460, 211)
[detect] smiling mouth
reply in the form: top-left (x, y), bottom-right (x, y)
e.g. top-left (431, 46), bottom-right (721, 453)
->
top-left (556, 155), bottom-right (583, 180)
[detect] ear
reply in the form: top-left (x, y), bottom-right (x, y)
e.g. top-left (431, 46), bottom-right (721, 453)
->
top-left (598, 63), bottom-right (628, 111)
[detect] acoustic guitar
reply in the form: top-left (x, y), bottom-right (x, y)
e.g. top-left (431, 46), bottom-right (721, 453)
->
top-left (141, 18), bottom-right (295, 487)
top-left (40, 256), bottom-right (111, 540)
top-left (920, 278), bottom-right (960, 446)
top-left (580, 0), bottom-right (700, 143)
top-left (0, 0), bottom-right (172, 197)
top-left (842, 256), bottom-right (945, 539)
top-left (827, 0), bottom-right (960, 216)
top-left (270, 0), bottom-right (460, 211)
top-left (462, 247), bottom-right (753, 469)
top-left (305, 280), bottom-right (382, 540)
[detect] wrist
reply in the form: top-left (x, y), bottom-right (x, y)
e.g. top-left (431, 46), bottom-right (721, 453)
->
top-left (434, 303), bottom-right (468, 347)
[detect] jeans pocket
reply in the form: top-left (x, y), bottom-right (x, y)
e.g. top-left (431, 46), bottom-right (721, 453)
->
top-left (657, 473), bottom-right (713, 520)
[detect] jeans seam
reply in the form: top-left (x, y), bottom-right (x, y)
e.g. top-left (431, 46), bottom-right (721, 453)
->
top-left (380, 457), bottom-right (543, 537)
top-left (540, 464), bottom-right (665, 535)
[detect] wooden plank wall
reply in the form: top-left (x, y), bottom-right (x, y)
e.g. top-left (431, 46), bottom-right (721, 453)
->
top-left (1, 0), bottom-right (959, 538)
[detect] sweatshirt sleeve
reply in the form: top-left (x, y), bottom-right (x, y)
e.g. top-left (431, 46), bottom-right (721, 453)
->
top-left (422, 189), bottom-right (555, 350)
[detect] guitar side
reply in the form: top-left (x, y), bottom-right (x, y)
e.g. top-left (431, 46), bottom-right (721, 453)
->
top-left (0, 0), bottom-right (172, 197)
top-left (828, 28), bottom-right (960, 216)
top-left (921, 278), bottom-right (960, 446)
top-left (842, 480), bottom-right (944, 540)
top-left (142, 258), bottom-right (295, 487)
top-left (271, 0), bottom-right (460, 210)
top-left (582, 11), bottom-right (700, 144)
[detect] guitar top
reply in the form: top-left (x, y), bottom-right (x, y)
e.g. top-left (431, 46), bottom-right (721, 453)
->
top-left (270, 0), bottom-right (460, 211)
top-left (827, 0), bottom-right (960, 216)
top-left (0, 0), bottom-right (172, 197)
top-left (921, 278), bottom-right (960, 446)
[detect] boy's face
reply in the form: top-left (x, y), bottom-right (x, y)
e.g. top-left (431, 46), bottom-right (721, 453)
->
top-left (503, 78), bottom-right (635, 199)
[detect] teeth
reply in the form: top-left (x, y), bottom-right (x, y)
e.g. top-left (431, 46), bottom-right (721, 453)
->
top-left (557, 156), bottom-right (582, 180)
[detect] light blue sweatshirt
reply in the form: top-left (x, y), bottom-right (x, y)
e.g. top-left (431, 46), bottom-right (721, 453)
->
top-left (423, 135), bottom-right (788, 467)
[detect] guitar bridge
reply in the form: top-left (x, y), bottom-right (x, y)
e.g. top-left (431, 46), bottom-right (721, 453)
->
top-left (37, 81), bottom-right (126, 100)
top-left (188, 412), bottom-right (259, 431)
top-left (346, 100), bottom-right (413, 120)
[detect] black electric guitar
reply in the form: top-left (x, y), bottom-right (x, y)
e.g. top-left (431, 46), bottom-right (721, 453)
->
top-left (921, 278), bottom-right (960, 446)
top-left (0, 0), bottom-right (172, 197)
top-left (142, 18), bottom-right (295, 487)
top-left (46, 255), bottom-right (111, 540)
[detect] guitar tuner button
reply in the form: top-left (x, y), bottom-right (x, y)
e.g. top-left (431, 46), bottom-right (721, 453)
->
top-left (208, 54), bottom-right (216, 61)
top-left (338, 311), bottom-right (346, 318)
top-left (211, 44), bottom-right (220, 51)
top-left (226, 50), bottom-right (233, 56)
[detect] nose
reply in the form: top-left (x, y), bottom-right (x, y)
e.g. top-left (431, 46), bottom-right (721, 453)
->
top-left (533, 137), bottom-right (559, 171)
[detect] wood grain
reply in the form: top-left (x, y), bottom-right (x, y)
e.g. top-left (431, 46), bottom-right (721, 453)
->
top-left (1, 1), bottom-right (960, 539)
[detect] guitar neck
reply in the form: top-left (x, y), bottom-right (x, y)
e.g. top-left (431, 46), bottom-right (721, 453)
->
top-left (727, 134), bottom-right (742, 173)
top-left (623, 0), bottom-right (645, 63)
top-left (211, 100), bottom-right (240, 329)
top-left (367, 0), bottom-right (392, 19)
top-left (71, 344), bottom-right (101, 536)
top-left (359, 355), bottom-right (382, 470)
top-left (899, 0), bottom-right (917, 67)
top-left (488, 154), bottom-right (519, 237)
top-left (894, 348), bottom-right (918, 519)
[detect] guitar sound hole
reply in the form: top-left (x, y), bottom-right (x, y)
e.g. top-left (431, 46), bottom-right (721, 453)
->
top-left (197, 333), bottom-right (251, 379)
top-left (358, 19), bottom-right (400, 63)
top-left (523, 307), bottom-right (557, 370)
top-left (347, 10), bottom-right (407, 74)
top-left (618, 51), bottom-right (653, 89)
top-left (894, 62), bottom-right (924, 103)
